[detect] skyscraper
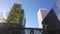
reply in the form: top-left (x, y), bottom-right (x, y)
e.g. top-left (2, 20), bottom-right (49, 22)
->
top-left (7, 2), bottom-right (26, 27)
top-left (13, 2), bottom-right (22, 9)
top-left (6, 2), bottom-right (26, 34)
top-left (53, 0), bottom-right (60, 21)
top-left (42, 8), bottom-right (60, 34)
top-left (37, 8), bottom-right (48, 28)
top-left (41, 1), bottom-right (60, 34)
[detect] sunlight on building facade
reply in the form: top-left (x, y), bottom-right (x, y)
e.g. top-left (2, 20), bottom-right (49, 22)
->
top-left (37, 8), bottom-right (48, 28)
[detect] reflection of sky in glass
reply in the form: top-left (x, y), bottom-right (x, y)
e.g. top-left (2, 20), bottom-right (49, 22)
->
top-left (25, 29), bottom-right (41, 34)
top-left (53, 0), bottom-right (60, 21)
top-left (25, 29), bottom-right (30, 34)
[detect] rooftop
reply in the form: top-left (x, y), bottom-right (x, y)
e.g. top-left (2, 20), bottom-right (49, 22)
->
top-left (15, 2), bottom-right (21, 5)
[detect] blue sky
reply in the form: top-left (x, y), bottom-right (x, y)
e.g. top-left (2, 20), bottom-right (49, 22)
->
top-left (0, 0), bottom-right (57, 28)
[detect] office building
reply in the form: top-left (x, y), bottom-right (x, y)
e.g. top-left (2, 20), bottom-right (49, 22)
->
top-left (42, 8), bottom-right (60, 34)
top-left (6, 2), bottom-right (26, 34)
top-left (53, 0), bottom-right (60, 21)
top-left (7, 2), bottom-right (26, 27)
top-left (37, 8), bottom-right (48, 28)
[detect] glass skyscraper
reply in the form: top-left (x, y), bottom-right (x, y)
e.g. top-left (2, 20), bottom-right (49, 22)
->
top-left (37, 8), bottom-right (48, 28)
top-left (41, 0), bottom-right (60, 34)
top-left (53, 0), bottom-right (60, 21)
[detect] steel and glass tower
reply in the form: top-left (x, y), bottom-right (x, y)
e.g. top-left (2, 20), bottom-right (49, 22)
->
top-left (37, 8), bottom-right (48, 28)
top-left (53, 0), bottom-right (60, 21)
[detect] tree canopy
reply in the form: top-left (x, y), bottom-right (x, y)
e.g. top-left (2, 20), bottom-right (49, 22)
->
top-left (6, 7), bottom-right (24, 24)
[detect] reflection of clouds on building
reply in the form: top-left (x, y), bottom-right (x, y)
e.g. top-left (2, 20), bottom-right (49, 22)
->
top-left (53, 0), bottom-right (60, 21)
top-left (56, 0), bottom-right (60, 9)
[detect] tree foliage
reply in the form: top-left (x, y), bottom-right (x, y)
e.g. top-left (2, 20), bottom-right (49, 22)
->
top-left (6, 7), bottom-right (24, 24)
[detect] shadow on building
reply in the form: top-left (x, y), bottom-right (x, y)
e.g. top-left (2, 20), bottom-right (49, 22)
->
top-left (42, 8), bottom-right (60, 34)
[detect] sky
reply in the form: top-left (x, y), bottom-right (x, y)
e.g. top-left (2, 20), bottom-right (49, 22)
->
top-left (0, 0), bottom-right (57, 28)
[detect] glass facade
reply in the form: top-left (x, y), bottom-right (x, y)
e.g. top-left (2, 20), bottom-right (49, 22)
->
top-left (53, 0), bottom-right (60, 21)
top-left (25, 28), bottom-right (43, 34)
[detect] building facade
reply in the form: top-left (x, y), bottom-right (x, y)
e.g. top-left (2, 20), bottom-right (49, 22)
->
top-left (6, 2), bottom-right (26, 34)
top-left (7, 2), bottom-right (26, 27)
top-left (53, 0), bottom-right (60, 21)
top-left (37, 8), bottom-right (48, 28)
top-left (42, 8), bottom-right (60, 34)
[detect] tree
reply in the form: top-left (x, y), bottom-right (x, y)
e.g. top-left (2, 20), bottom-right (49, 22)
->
top-left (2, 17), bottom-right (7, 22)
top-left (5, 3), bottom-right (26, 34)
top-left (0, 12), bottom-right (3, 22)
top-left (6, 7), bottom-right (24, 26)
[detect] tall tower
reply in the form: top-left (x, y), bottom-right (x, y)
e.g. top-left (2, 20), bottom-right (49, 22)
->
top-left (53, 0), bottom-right (60, 21)
top-left (13, 2), bottom-right (22, 9)
top-left (42, 8), bottom-right (60, 34)
top-left (37, 8), bottom-right (48, 28)
top-left (7, 2), bottom-right (26, 27)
